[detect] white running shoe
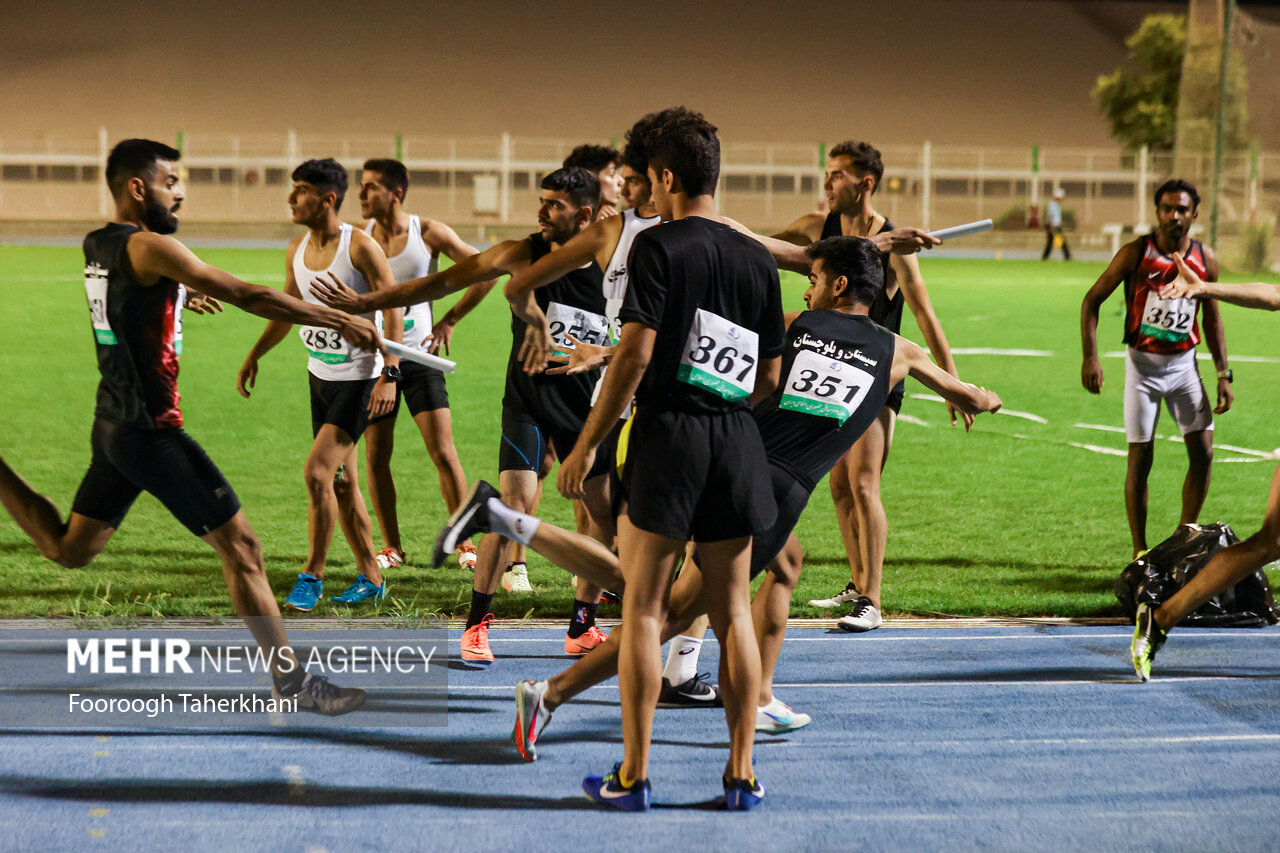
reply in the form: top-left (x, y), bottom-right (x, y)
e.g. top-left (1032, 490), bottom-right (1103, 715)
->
top-left (456, 544), bottom-right (477, 572)
top-left (514, 679), bottom-right (553, 761)
top-left (836, 596), bottom-right (883, 632)
top-left (503, 563), bottom-right (532, 593)
top-left (808, 581), bottom-right (862, 609)
top-left (756, 697), bottom-right (811, 733)
top-left (375, 547), bottom-right (404, 571)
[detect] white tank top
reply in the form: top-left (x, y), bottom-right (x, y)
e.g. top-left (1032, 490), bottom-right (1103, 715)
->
top-left (293, 223), bottom-right (383, 381)
top-left (602, 208), bottom-right (661, 341)
top-left (364, 214), bottom-right (436, 350)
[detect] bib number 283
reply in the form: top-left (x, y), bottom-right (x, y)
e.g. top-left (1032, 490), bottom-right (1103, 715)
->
top-left (677, 308), bottom-right (759, 400)
top-left (300, 326), bottom-right (350, 364)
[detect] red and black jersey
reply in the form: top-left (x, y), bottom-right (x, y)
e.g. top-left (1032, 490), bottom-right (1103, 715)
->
top-left (1122, 234), bottom-right (1208, 355)
top-left (82, 223), bottom-right (183, 429)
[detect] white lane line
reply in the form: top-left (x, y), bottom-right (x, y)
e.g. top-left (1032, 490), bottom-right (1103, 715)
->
top-left (1102, 351), bottom-right (1280, 365)
top-left (475, 631), bottom-right (1277, 643)
top-left (1076, 424), bottom-right (1277, 458)
top-left (1069, 441), bottom-right (1128, 457)
top-left (1217, 443), bottom-right (1278, 458)
top-left (897, 414), bottom-right (930, 427)
top-left (1074, 423), bottom-right (1126, 434)
top-left (911, 393), bottom-right (1046, 423)
top-left (441, 673), bottom-right (1278, 691)
top-left (950, 348), bottom-right (1054, 357)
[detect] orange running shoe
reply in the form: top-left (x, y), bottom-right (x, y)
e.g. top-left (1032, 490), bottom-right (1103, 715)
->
top-left (375, 547), bottom-right (405, 570)
top-left (564, 625), bottom-right (608, 656)
top-left (456, 543), bottom-right (477, 571)
top-left (461, 614), bottom-right (495, 662)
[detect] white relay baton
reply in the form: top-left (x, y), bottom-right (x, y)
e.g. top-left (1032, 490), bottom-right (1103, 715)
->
top-left (384, 339), bottom-right (457, 374)
top-left (928, 219), bottom-right (994, 241)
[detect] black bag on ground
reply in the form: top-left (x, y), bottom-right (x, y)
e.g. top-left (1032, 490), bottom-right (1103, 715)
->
top-left (1114, 522), bottom-right (1280, 628)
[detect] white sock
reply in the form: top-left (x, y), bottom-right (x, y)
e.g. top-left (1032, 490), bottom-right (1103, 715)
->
top-left (485, 498), bottom-right (541, 546)
top-left (663, 635), bottom-right (703, 685)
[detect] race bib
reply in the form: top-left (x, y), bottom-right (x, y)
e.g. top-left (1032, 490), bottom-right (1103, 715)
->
top-left (677, 308), bottom-right (759, 400)
top-left (84, 262), bottom-right (116, 345)
top-left (779, 349), bottom-right (875, 424)
top-left (605, 297), bottom-right (625, 344)
top-left (1139, 291), bottom-right (1194, 343)
top-left (174, 284), bottom-right (185, 356)
top-left (299, 326), bottom-right (350, 364)
top-left (546, 301), bottom-right (611, 351)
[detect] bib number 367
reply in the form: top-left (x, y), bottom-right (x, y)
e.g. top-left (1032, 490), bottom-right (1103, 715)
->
top-left (677, 308), bottom-right (759, 400)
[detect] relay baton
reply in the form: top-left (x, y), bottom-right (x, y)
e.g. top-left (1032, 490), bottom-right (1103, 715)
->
top-left (384, 339), bottom-right (457, 374)
top-left (928, 219), bottom-right (994, 241)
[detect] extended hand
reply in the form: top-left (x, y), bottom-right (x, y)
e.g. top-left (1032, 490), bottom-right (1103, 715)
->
top-left (1158, 253), bottom-right (1206, 300)
top-left (185, 292), bottom-right (224, 315)
top-left (428, 319), bottom-right (455, 355)
top-left (546, 335), bottom-right (611, 375)
top-left (341, 315), bottom-right (386, 358)
top-left (1081, 357), bottom-right (1104, 394)
top-left (946, 402), bottom-right (976, 432)
top-left (876, 227), bottom-right (941, 255)
top-left (518, 323), bottom-right (555, 376)
top-left (310, 272), bottom-right (368, 313)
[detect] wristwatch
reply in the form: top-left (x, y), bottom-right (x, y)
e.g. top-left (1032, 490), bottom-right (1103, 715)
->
top-left (1217, 368), bottom-right (1233, 383)
top-left (382, 365), bottom-right (402, 382)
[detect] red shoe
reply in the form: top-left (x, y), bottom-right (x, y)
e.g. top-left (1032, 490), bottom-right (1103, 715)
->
top-left (461, 614), bottom-right (495, 662)
top-left (455, 543), bottom-right (477, 571)
top-left (375, 547), bottom-right (405, 570)
top-left (564, 625), bottom-right (608, 656)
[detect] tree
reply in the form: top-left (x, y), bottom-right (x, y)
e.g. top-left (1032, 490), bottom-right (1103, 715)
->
top-left (1093, 12), bottom-right (1249, 152)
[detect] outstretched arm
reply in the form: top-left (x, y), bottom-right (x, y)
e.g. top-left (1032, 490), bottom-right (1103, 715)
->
top-left (890, 336), bottom-right (1000, 419)
top-left (1161, 251), bottom-right (1280, 310)
top-left (504, 218), bottom-right (615, 324)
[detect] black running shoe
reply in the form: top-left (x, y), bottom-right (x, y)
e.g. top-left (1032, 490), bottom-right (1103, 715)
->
top-left (600, 589), bottom-right (623, 604)
top-left (431, 481), bottom-right (500, 568)
top-left (657, 673), bottom-right (723, 708)
top-left (1131, 602), bottom-right (1167, 682)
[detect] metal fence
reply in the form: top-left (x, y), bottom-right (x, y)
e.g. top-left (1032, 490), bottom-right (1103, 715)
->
top-left (0, 130), bottom-right (1276, 241)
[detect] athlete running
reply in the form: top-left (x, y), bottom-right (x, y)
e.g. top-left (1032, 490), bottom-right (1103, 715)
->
top-left (0, 139), bottom-right (378, 713)
top-left (1081, 178), bottom-right (1230, 559)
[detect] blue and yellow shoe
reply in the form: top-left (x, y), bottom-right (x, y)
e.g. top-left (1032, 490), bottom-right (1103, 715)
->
top-left (723, 775), bottom-right (766, 811)
top-left (583, 763), bottom-right (651, 812)
top-left (331, 574), bottom-right (387, 604)
top-left (284, 573), bottom-right (323, 612)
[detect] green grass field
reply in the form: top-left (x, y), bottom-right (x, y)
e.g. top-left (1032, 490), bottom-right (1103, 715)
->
top-left (2, 244), bottom-right (1278, 622)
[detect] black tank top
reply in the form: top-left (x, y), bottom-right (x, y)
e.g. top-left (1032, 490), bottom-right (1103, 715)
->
top-left (82, 223), bottom-right (183, 429)
top-left (502, 234), bottom-right (607, 431)
top-left (754, 310), bottom-right (896, 490)
top-left (820, 212), bottom-right (903, 333)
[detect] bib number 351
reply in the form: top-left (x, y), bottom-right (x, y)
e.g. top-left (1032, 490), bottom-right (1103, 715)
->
top-left (779, 349), bottom-right (875, 424)
top-left (677, 308), bottom-right (759, 400)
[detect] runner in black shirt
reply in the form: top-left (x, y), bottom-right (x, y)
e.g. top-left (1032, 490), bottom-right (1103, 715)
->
top-left (0, 139), bottom-right (381, 714)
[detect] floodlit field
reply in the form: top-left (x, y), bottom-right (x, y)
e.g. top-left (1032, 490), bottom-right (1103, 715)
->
top-left (2, 244), bottom-right (1277, 621)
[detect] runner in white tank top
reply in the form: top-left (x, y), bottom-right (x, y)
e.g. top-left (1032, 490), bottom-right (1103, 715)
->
top-left (237, 158), bottom-right (403, 607)
top-left (357, 159), bottom-right (486, 571)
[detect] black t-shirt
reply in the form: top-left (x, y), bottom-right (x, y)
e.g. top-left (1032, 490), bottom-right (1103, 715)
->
top-left (502, 233), bottom-right (607, 432)
top-left (820, 212), bottom-right (902, 333)
top-left (620, 216), bottom-right (785, 415)
top-left (754, 310), bottom-right (896, 490)
top-left (83, 223), bottom-right (184, 429)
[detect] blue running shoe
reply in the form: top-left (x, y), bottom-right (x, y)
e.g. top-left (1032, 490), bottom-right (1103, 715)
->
top-left (284, 573), bottom-right (323, 611)
top-left (723, 775), bottom-right (766, 811)
top-left (331, 574), bottom-right (387, 604)
top-left (583, 763), bottom-right (651, 812)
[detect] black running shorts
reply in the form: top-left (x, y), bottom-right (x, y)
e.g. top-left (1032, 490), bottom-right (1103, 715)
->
top-left (886, 379), bottom-right (905, 414)
top-left (369, 362), bottom-right (450, 425)
top-left (71, 419), bottom-right (241, 536)
top-left (309, 374), bottom-right (375, 440)
top-left (617, 407), bottom-right (777, 542)
top-left (498, 404), bottom-right (609, 478)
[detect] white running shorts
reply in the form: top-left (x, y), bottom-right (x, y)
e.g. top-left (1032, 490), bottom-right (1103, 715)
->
top-left (1123, 347), bottom-right (1213, 444)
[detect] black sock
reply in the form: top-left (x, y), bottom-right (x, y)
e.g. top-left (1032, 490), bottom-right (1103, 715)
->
top-left (567, 598), bottom-right (598, 639)
top-left (466, 590), bottom-right (494, 629)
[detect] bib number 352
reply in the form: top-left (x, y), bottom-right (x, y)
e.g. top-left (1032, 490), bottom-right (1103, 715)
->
top-left (677, 308), bottom-right (759, 400)
top-left (1139, 292), bottom-right (1193, 343)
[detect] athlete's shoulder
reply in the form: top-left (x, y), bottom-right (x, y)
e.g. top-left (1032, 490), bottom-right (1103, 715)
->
top-left (789, 211), bottom-right (827, 239)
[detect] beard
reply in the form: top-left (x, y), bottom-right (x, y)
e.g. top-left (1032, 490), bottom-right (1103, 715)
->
top-left (142, 191), bottom-right (180, 234)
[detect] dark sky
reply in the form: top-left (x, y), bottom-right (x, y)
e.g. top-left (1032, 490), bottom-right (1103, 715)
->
top-left (2, 0), bottom-right (1268, 147)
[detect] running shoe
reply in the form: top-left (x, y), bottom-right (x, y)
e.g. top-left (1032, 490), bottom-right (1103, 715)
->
top-left (808, 581), bottom-right (862, 609)
top-left (331, 574), bottom-right (387, 604)
top-left (460, 614), bottom-right (495, 663)
top-left (756, 697), bottom-right (811, 733)
top-left (723, 775), bottom-right (766, 811)
top-left (836, 596), bottom-right (883, 632)
top-left (513, 679), bottom-right (553, 762)
top-left (600, 588), bottom-right (623, 604)
top-left (503, 562), bottom-right (532, 593)
top-left (456, 543), bottom-right (477, 571)
top-left (271, 673), bottom-right (366, 716)
top-left (284, 573), bottom-right (323, 612)
top-left (1131, 602), bottom-right (1167, 682)
top-left (583, 763), bottom-right (651, 812)
top-left (657, 673), bottom-right (723, 708)
top-left (375, 547), bottom-right (404, 570)
top-left (564, 625), bottom-right (608, 656)
top-left (432, 480), bottom-right (499, 568)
